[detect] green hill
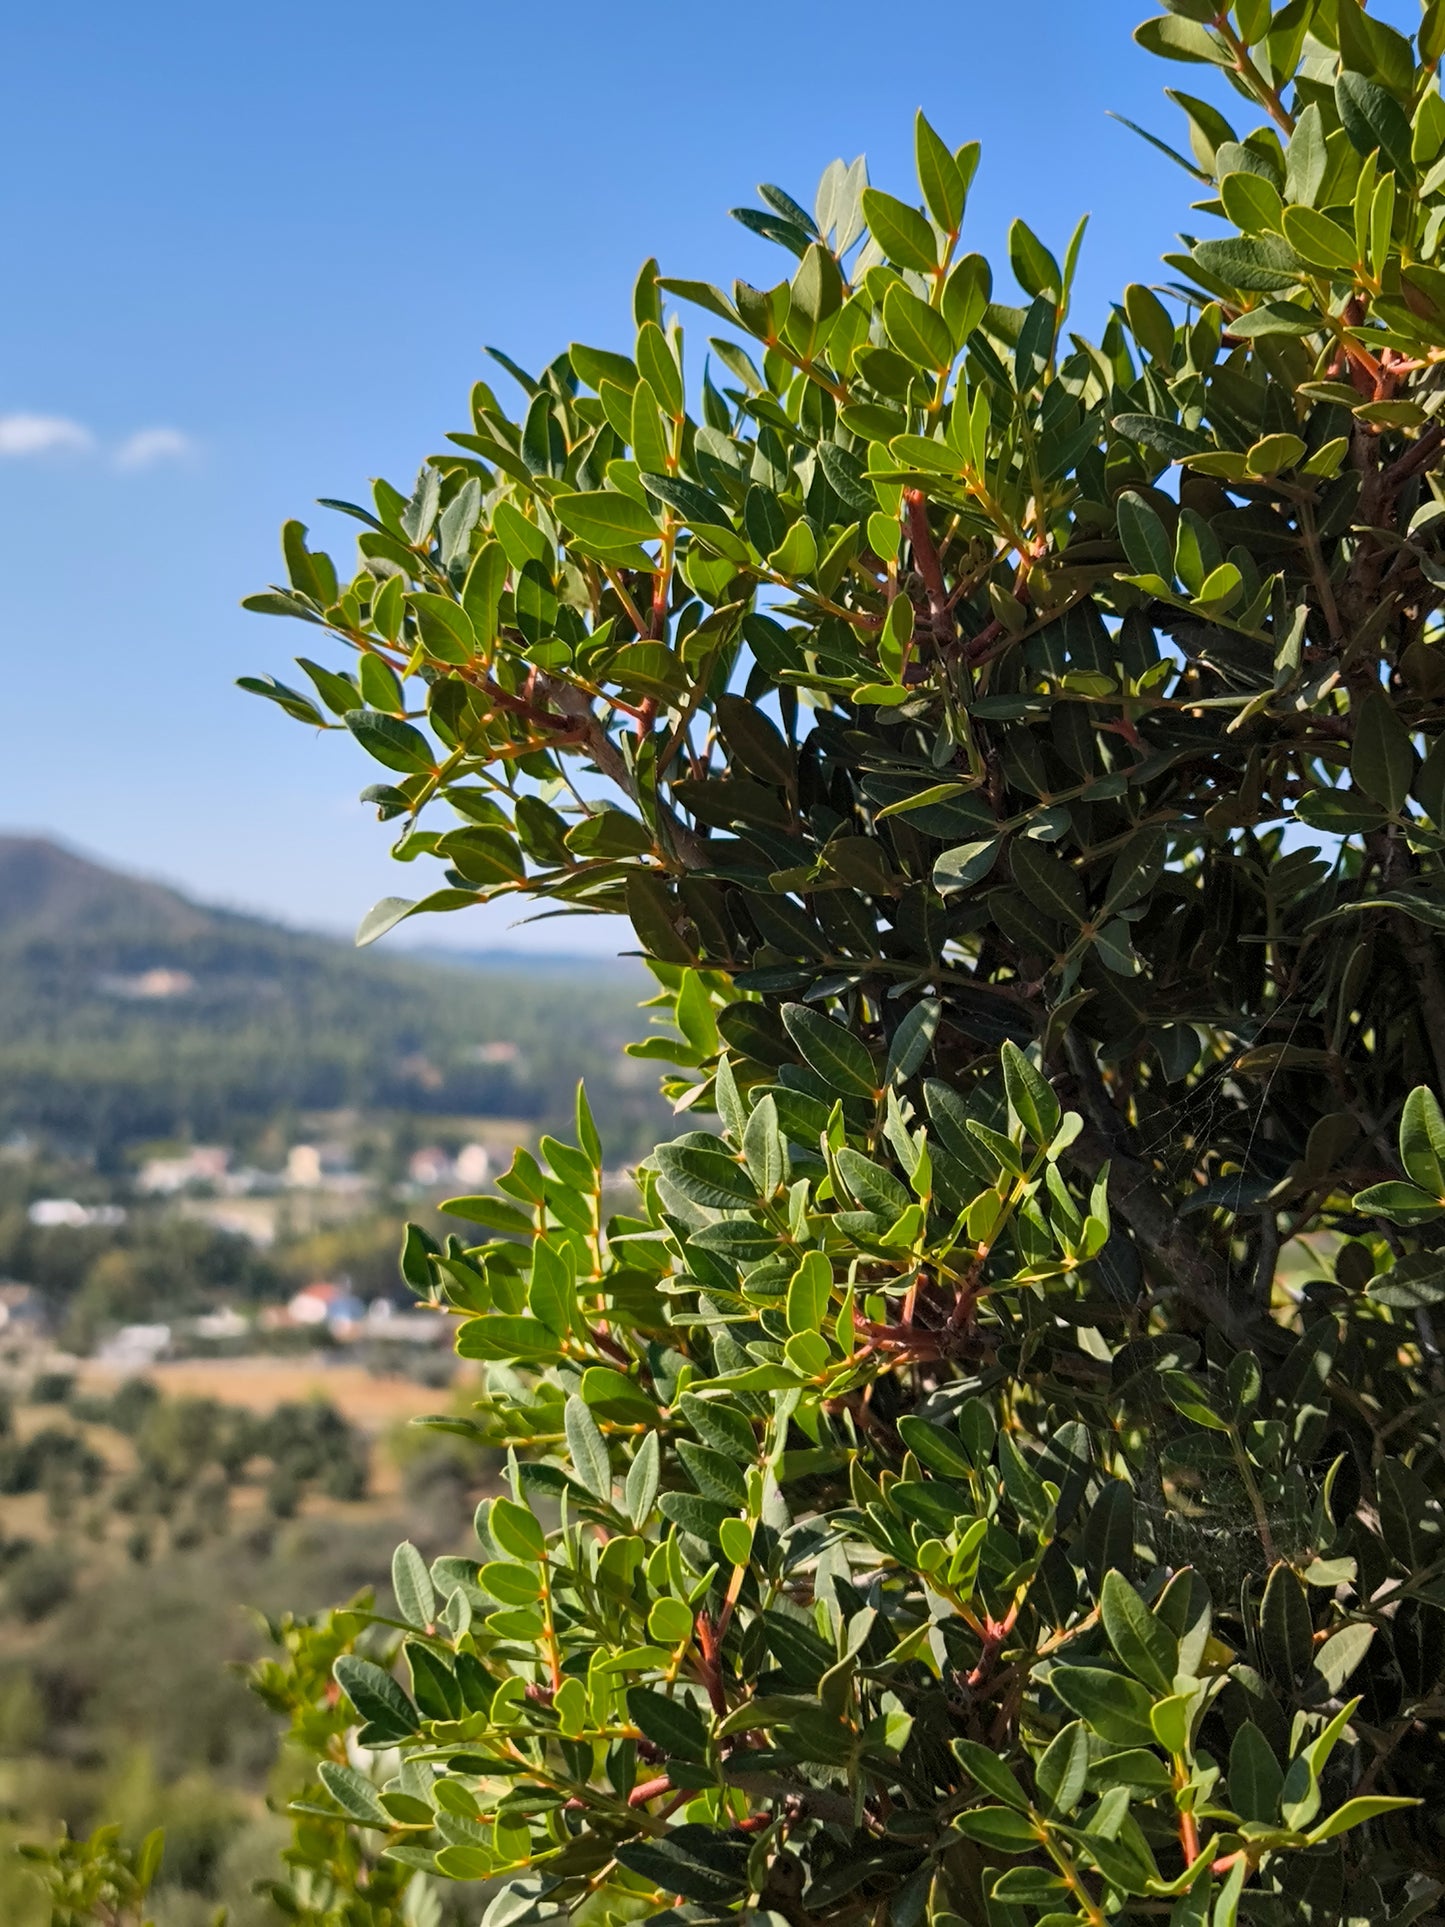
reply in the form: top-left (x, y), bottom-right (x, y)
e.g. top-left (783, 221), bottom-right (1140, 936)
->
top-left (0, 837), bottom-right (662, 1164)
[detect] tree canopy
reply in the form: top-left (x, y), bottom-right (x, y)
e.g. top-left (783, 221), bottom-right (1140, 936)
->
top-left (211, 4), bottom-right (1445, 1924)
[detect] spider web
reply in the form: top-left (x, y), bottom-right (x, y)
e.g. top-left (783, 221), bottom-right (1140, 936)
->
top-left (1104, 988), bottom-right (1318, 1590)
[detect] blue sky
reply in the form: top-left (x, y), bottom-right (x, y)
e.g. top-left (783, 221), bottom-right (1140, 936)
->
top-left (2, 1), bottom-right (1278, 952)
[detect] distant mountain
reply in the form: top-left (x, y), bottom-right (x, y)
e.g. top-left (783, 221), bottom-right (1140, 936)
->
top-left (0, 836), bottom-right (662, 1165)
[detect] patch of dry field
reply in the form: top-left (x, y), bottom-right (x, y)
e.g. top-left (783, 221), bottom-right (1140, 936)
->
top-left (78, 1356), bottom-right (463, 1434)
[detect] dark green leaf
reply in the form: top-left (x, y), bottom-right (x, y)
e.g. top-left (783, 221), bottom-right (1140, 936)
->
top-left (333, 1657), bottom-right (419, 1744)
top-left (781, 1002), bottom-right (879, 1098)
top-left (1048, 1666), bottom-right (1157, 1747)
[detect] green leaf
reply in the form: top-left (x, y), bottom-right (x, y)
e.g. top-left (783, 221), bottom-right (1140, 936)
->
top-left (951, 1739), bottom-right (1030, 1810)
top-left (915, 111), bottom-right (965, 232)
top-left (1148, 1695), bottom-right (1190, 1756)
top-left (1260, 1562), bottom-right (1313, 1686)
top-left (641, 471), bottom-right (733, 532)
top-left (790, 243), bottom-right (845, 338)
top-left (658, 1479), bottom-right (728, 1541)
top-left (554, 489), bottom-right (660, 552)
top-left (1400, 1086), bottom-right (1445, 1196)
top-left (462, 540), bottom-right (506, 642)
top-left (1307, 1794), bottom-right (1420, 1843)
top-left (988, 1869), bottom-right (1069, 1906)
top-left (897, 1415), bottom-right (975, 1478)
top-left (333, 1657), bottom-right (419, 1743)
top-left (1117, 491), bottom-right (1175, 580)
top-left (490, 1496), bottom-right (546, 1562)
top-left (1295, 788), bottom-right (1389, 835)
top-left (615, 1830), bottom-right (745, 1904)
top-left (1309, 1622), bottom-right (1375, 1697)
top-left (1104, 829), bottom-right (1166, 913)
top-left (1047, 1666), bottom-right (1157, 1747)
top-left (627, 1685), bottom-right (710, 1760)
top-left (236, 675), bottom-right (326, 725)
top-left (480, 1561), bottom-right (543, 1604)
top-left (1228, 1720), bottom-right (1282, 1825)
top-left (1112, 413), bottom-right (1206, 459)
top-left (882, 283), bottom-right (954, 371)
top-left (318, 1761), bottom-right (391, 1829)
top-left (1337, 71), bottom-right (1414, 178)
top-left (742, 1093), bottom-right (786, 1197)
top-left (1010, 838), bottom-right (1086, 927)
top-left (654, 1141), bottom-right (757, 1209)
top-left (564, 1394), bottom-right (612, 1502)
top-left (719, 1517), bottom-right (754, 1566)
top-left (1008, 218), bottom-right (1062, 301)
top-left (624, 1430), bottom-right (661, 1525)
top-left (648, 1596), bottom-right (697, 1646)
top-left (786, 1249), bottom-right (833, 1334)
top-left (1367, 1252), bottom-right (1445, 1308)
top-left (391, 1541), bottom-right (436, 1628)
top-left (1035, 1720), bottom-right (1090, 1817)
top-left (680, 1395), bottom-right (757, 1462)
top-left (677, 1439), bottom-right (747, 1505)
top-left (1000, 1040), bottom-right (1062, 1145)
top-left (1134, 14), bottom-right (1228, 63)
top-left (861, 188), bottom-right (938, 272)
top-left (933, 837), bottom-right (1002, 894)
top-left (952, 1805), bottom-right (1038, 1851)
top-left (399, 466), bottom-right (440, 545)
top-left (781, 1002), bottom-right (879, 1098)
top-left (1285, 102), bottom-right (1327, 207)
top-left (344, 711), bottom-right (436, 774)
top-left (1191, 234), bottom-right (1303, 290)
top-left (1353, 1180), bottom-right (1445, 1226)
top-left (1220, 169), bottom-right (1283, 235)
top-left (887, 997), bottom-right (941, 1083)
top-left (409, 592), bottom-right (475, 664)
top-left (1281, 204), bottom-right (1358, 271)
top-left (1100, 1570), bottom-right (1178, 1694)
top-left (1351, 689), bottom-right (1415, 814)
top-left (636, 321), bottom-right (683, 418)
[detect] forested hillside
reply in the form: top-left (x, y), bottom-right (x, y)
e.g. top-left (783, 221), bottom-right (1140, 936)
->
top-left (0, 838), bottom-right (660, 1162)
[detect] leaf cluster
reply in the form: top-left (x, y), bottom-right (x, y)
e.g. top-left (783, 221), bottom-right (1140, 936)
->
top-left (238, 8), bottom-right (1445, 1926)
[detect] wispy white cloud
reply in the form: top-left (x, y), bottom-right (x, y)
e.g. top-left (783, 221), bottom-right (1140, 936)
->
top-left (0, 413), bottom-right (96, 457)
top-left (0, 412), bottom-right (195, 469)
top-left (113, 426), bottom-right (195, 470)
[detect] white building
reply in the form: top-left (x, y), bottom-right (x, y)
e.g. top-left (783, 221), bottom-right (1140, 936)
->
top-left (28, 1199), bottom-right (127, 1229)
top-left (97, 1323), bottom-right (171, 1367)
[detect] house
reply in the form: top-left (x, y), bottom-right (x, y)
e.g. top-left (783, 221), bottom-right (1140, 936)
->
top-left (285, 1143), bottom-right (363, 1193)
top-left (363, 1298), bottom-right (448, 1344)
top-left (137, 1146), bottom-right (230, 1195)
top-left (0, 1282), bottom-right (48, 1336)
top-left (27, 1199), bottom-right (127, 1229)
top-left (454, 1143), bottom-right (491, 1186)
top-left (286, 1281), bottom-right (366, 1330)
top-left (407, 1142), bottom-right (490, 1189)
top-left (98, 968), bottom-right (195, 1000)
top-left (188, 1306), bottom-right (250, 1341)
top-left (97, 1323), bottom-right (171, 1367)
top-left (407, 1146), bottom-right (454, 1187)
